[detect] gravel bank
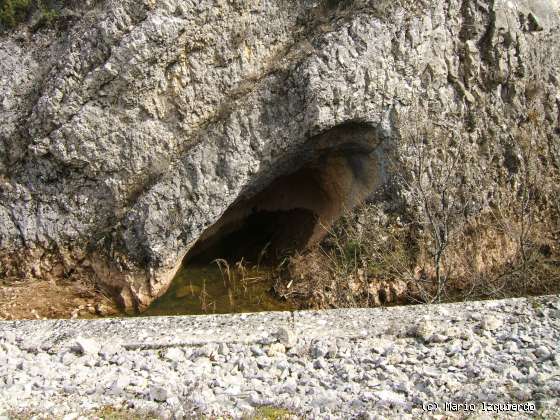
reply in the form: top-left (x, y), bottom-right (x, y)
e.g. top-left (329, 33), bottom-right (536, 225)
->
top-left (1, 296), bottom-right (559, 419)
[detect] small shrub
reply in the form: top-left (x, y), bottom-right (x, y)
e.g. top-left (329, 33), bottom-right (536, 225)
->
top-left (247, 406), bottom-right (295, 420)
top-left (0, 0), bottom-right (31, 29)
top-left (32, 3), bottom-right (59, 30)
top-left (273, 205), bottom-right (416, 309)
top-left (0, 0), bottom-right (63, 31)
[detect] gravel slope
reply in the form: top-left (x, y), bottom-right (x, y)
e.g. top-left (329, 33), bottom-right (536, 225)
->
top-left (1, 296), bottom-right (559, 419)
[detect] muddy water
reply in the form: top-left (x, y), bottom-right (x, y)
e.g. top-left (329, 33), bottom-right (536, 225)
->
top-left (142, 264), bottom-right (294, 316)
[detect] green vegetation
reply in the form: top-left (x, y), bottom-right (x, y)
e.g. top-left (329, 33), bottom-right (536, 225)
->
top-left (246, 406), bottom-right (296, 420)
top-left (0, 0), bottom-right (31, 29)
top-left (90, 406), bottom-right (159, 420)
top-left (0, 0), bottom-right (62, 30)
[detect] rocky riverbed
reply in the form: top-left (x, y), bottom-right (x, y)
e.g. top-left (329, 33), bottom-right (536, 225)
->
top-left (1, 296), bottom-right (559, 419)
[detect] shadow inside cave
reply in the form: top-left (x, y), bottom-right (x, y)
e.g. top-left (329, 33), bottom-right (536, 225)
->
top-left (185, 122), bottom-right (384, 266)
top-left (144, 122), bottom-right (384, 315)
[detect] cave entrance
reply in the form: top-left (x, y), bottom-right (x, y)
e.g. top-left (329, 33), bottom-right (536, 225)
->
top-left (185, 166), bottom-right (331, 266)
top-left (143, 123), bottom-right (383, 316)
top-left (185, 123), bottom-right (383, 266)
top-left (186, 208), bottom-right (317, 265)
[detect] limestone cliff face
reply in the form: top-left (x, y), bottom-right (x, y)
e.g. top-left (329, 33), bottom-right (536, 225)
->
top-left (1, 0), bottom-right (559, 311)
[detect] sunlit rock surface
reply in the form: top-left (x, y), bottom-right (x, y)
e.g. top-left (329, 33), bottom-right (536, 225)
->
top-left (0, 0), bottom-right (559, 310)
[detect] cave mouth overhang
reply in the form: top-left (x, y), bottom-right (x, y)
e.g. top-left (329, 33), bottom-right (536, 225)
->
top-left (104, 122), bottom-right (387, 312)
top-left (184, 122), bottom-right (385, 267)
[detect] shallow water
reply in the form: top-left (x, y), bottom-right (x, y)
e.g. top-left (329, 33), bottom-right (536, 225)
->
top-left (142, 264), bottom-right (294, 316)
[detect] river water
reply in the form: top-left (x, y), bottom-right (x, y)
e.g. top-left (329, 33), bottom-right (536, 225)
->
top-left (142, 263), bottom-right (294, 316)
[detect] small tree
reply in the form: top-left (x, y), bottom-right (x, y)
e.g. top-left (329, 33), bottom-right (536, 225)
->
top-left (396, 101), bottom-right (477, 302)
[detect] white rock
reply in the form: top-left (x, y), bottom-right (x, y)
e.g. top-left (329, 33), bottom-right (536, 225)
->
top-left (218, 343), bottom-right (229, 356)
top-left (413, 320), bottom-right (435, 342)
top-left (314, 357), bottom-right (328, 370)
top-left (480, 316), bottom-right (503, 331)
top-left (255, 356), bottom-right (271, 368)
top-left (0, 331), bottom-right (16, 343)
top-left (72, 337), bottom-right (100, 356)
top-left (99, 343), bottom-right (123, 361)
top-left (311, 389), bottom-right (338, 409)
top-left (430, 333), bottom-right (448, 343)
top-left (108, 375), bottom-right (130, 395)
top-left (505, 341), bottom-right (519, 353)
top-left (164, 347), bottom-right (184, 363)
top-left (267, 343), bottom-right (286, 357)
top-left (423, 366), bottom-right (441, 378)
top-left (311, 341), bottom-right (328, 358)
top-left (196, 344), bottom-right (218, 359)
top-left (250, 345), bottom-right (265, 356)
top-left (374, 390), bottom-right (407, 407)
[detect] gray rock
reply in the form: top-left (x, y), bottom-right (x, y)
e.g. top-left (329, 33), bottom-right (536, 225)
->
top-left (255, 356), bottom-right (272, 369)
top-left (149, 385), bottom-right (169, 402)
top-left (2, 0), bottom-right (557, 313)
top-left (311, 341), bottom-right (328, 359)
top-left (281, 379), bottom-right (297, 395)
top-left (276, 327), bottom-right (297, 349)
top-left (314, 358), bottom-right (328, 370)
top-left (0, 290), bottom-right (559, 418)
top-left (250, 345), bottom-right (265, 357)
top-left (535, 346), bottom-right (551, 360)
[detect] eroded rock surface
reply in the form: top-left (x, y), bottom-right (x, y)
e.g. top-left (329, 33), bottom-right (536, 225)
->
top-left (1, 0), bottom-right (559, 310)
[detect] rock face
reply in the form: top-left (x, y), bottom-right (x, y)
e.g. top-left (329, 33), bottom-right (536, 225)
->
top-left (1, 0), bottom-right (559, 311)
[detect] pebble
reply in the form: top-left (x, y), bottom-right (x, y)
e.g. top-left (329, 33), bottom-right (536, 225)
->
top-left (480, 315), bottom-right (503, 331)
top-left (0, 296), bottom-right (558, 418)
top-left (99, 343), bottom-right (123, 361)
top-left (412, 319), bottom-right (434, 342)
top-left (164, 347), bottom-right (184, 363)
top-left (267, 343), bottom-right (286, 356)
top-left (218, 343), bottom-right (229, 356)
top-left (535, 345), bottom-right (551, 359)
top-left (71, 337), bottom-right (100, 356)
top-left (276, 327), bottom-right (297, 348)
top-left (149, 385), bottom-right (168, 402)
top-left (314, 357), bottom-right (328, 370)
